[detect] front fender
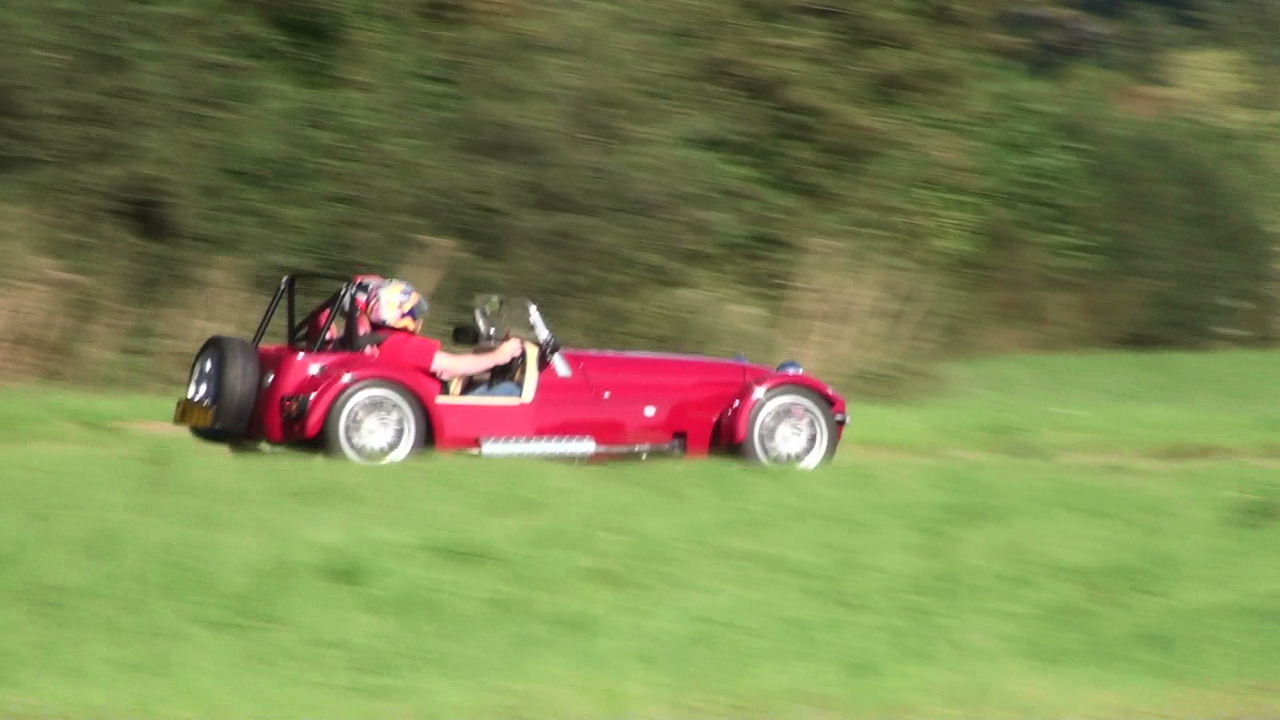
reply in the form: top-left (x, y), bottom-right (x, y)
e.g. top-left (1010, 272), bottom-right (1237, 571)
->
top-left (301, 368), bottom-right (443, 440)
top-left (723, 375), bottom-right (848, 447)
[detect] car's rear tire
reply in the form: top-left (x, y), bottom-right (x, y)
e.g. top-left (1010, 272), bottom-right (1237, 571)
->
top-left (185, 335), bottom-right (260, 442)
top-left (324, 380), bottom-right (426, 464)
top-left (741, 386), bottom-right (837, 470)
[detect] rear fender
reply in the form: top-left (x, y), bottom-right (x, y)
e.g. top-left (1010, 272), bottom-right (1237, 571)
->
top-left (300, 368), bottom-right (441, 440)
top-left (724, 375), bottom-right (847, 447)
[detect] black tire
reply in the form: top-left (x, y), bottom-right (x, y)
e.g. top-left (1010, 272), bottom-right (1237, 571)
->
top-left (741, 386), bottom-right (838, 470)
top-left (324, 380), bottom-right (427, 464)
top-left (184, 335), bottom-right (260, 443)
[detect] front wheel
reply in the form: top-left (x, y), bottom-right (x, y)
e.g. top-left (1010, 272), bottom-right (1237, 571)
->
top-left (324, 381), bottom-right (427, 464)
top-left (741, 386), bottom-right (837, 470)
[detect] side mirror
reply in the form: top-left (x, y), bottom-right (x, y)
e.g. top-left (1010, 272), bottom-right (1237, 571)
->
top-left (451, 324), bottom-right (480, 345)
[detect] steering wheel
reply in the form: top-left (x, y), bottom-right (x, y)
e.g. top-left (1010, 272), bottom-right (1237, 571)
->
top-left (482, 335), bottom-right (525, 389)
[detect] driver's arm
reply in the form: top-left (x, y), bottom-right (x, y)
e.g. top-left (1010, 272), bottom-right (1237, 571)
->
top-left (429, 337), bottom-right (523, 381)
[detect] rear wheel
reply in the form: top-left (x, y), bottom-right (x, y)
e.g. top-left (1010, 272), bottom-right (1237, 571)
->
top-left (741, 386), bottom-right (837, 470)
top-left (324, 381), bottom-right (426, 464)
top-left (185, 336), bottom-right (259, 442)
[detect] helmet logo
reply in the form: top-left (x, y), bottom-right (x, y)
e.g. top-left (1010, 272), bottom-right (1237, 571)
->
top-left (367, 280), bottom-right (428, 332)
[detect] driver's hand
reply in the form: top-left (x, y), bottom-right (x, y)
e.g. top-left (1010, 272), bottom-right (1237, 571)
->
top-left (497, 337), bottom-right (523, 362)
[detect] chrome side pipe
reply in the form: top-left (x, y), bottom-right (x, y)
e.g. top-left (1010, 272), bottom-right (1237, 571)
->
top-left (477, 436), bottom-right (685, 459)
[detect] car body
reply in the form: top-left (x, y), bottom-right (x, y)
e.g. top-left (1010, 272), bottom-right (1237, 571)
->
top-left (175, 273), bottom-right (849, 467)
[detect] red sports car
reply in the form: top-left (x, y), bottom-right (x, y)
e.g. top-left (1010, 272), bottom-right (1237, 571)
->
top-left (174, 273), bottom-right (849, 468)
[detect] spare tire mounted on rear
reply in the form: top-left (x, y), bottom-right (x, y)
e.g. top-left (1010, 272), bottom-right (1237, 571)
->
top-left (184, 335), bottom-right (260, 442)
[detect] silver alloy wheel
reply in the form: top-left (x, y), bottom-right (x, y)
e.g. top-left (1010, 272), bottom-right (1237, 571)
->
top-left (187, 349), bottom-right (218, 403)
top-left (752, 393), bottom-right (830, 470)
top-left (336, 387), bottom-right (418, 464)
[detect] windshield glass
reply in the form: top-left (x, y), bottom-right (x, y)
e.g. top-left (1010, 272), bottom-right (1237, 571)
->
top-left (473, 294), bottom-right (534, 341)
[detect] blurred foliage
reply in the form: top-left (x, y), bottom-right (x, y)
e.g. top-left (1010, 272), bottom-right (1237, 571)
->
top-left (1, 0), bottom-right (1278, 389)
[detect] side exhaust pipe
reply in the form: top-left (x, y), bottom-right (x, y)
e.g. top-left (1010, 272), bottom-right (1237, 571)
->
top-left (478, 436), bottom-right (685, 459)
top-left (479, 436), bottom-right (598, 458)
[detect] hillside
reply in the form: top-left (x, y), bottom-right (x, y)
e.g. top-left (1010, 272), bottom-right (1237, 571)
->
top-left (1, 0), bottom-right (1278, 389)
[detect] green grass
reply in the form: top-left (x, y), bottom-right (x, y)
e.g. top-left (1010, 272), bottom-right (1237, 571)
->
top-left (853, 348), bottom-right (1280, 458)
top-left (1, 350), bottom-right (1279, 718)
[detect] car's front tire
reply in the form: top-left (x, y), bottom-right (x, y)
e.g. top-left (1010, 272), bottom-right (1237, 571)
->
top-left (324, 380), bottom-right (426, 464)
top-left (741, 386), bottom-right (837, 470)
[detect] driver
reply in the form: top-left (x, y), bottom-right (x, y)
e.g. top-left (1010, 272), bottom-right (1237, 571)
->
top-left (366, 279), bottom-right (524, 397)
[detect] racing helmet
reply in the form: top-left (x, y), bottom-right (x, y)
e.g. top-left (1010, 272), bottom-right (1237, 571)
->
top-left (366, 279), bottom-right (429, 333)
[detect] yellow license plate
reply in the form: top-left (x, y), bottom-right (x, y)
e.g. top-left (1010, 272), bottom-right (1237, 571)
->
top-left (174, 399), bottom-right (215, 429)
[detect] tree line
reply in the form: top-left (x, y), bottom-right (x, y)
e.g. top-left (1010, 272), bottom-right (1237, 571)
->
top-left (1, 0), bottom-right (1276, 390)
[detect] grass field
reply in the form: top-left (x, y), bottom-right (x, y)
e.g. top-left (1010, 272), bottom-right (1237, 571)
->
top-left (1, 350), bottom-right (1278, 718)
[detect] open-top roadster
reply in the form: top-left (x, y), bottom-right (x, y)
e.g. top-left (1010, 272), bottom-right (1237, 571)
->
top-left (174, 273), bottom-right (849, 467)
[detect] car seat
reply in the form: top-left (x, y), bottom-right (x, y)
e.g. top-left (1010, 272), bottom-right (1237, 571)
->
top-left (305, 306), bottom-right (376, 351)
